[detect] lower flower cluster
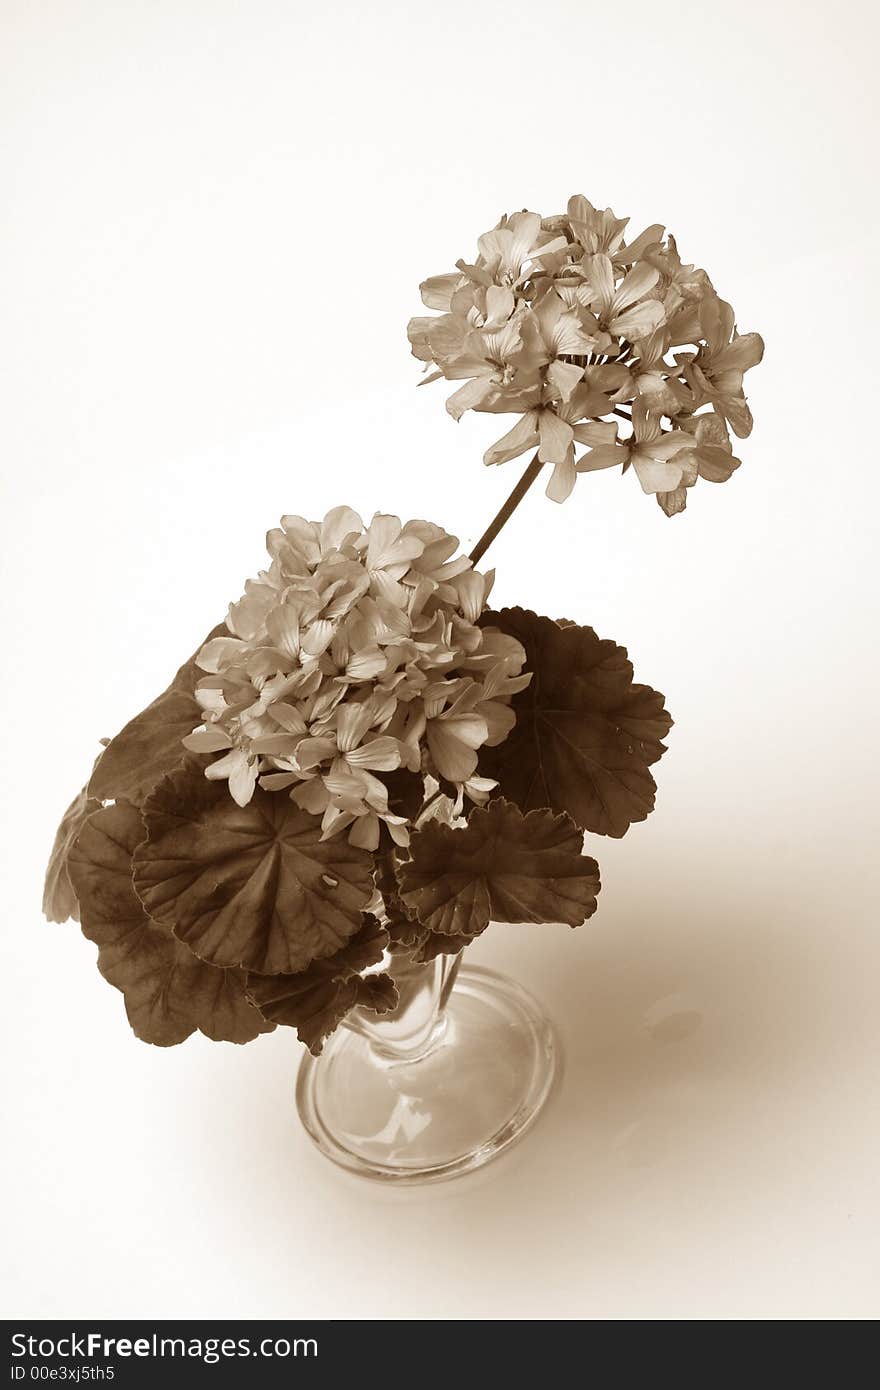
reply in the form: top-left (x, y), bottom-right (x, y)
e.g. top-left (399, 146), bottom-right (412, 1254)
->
top-left (183, 508), bottom-right (529, 850)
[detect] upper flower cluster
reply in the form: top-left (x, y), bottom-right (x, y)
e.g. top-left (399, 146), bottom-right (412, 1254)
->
top-left (183, 508), bottom-right (529, 849)
top-left (408, 197), bottom-right (764, 514)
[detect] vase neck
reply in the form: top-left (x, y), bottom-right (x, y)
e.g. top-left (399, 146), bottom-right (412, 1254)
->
top-left (346, 950), bottom-right (462, 1062)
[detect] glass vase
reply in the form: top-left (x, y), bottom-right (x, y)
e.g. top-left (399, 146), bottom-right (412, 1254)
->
top-left (295, 947), bottom-right (558, 1184)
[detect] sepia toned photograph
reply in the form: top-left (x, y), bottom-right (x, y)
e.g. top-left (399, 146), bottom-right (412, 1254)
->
top-left (2, 0), bottom-right (878, 1346)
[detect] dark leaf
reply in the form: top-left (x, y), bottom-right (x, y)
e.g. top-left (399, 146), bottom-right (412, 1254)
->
top-left (374, 851), bottom-right (428, 953)
top-left (478, 608), bottom-right (672, 837)
top-left (133, 766), bottom-right (374, 974)
top-left (247, 918), bottom-right (396, 1054)
top-left (386, 920), bottom-right (430, 953)
top-left (43, 785), bottom-right (101, 923)
top-left (87, 622), bottom-right (226, 807)
top-left (412, 931), bottom-right (472, 962)
top-left (68, 801), bottom-right (270, 1046)
top-left (317, 912), bottom-right (391, 976)
top-left (356, 972), bottom-right (398, 1016)
top-left (398, 797), bottom-right (600, 938)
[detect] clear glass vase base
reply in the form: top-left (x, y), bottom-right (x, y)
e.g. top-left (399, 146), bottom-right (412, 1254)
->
top-left (296, 965), bottom-right (558, 1185)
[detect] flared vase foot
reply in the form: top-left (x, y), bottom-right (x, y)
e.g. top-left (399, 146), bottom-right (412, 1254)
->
top-left (295, 965), bottom-right (558, 1185)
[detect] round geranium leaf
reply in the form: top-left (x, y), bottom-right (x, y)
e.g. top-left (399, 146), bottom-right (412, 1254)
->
top-left (246, 915), bottom-right (396, 1055)
top-left (413, 931), bottom-right (473, 962)
top-left (43, 785), bottom-right (102, 923)
top-left (478, 608), bottom-right (673, 837)
top-left (397, 797), bottom-right (600, 937)
top-left (87, 623), bottom-right (226, 807)
top-left (133, 766), bottom-right (374, 974)
top-left (374, 852), bottom-right (427, 953)
top-left (68, 800), bottom-right (270, 1046)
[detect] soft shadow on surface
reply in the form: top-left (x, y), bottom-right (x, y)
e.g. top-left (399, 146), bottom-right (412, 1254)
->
top-left (180, 871), bottom-right (860, 1318)
top-left (539, 889), bottom-right (833, 1175)
top-left (248, 872), bottom-right (835, 1201)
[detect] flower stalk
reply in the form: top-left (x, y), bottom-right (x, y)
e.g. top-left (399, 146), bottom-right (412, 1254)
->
top-left (469, 452), bottom-right (544, 566)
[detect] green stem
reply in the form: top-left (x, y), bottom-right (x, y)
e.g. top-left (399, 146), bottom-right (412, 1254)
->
top-left (469, 451), bottom-right (544, 567)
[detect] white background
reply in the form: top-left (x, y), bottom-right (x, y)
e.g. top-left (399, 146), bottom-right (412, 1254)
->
top-left (2, 0), bottom-right (879, 1321)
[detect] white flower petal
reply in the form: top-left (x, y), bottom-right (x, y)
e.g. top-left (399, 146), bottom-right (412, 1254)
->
top-left (588, 253), bottom-right (615, 310)
top-left (484, 285), bottom-right (515, 326)
top-left (345, 646), bottom-right (387, 681)
top-left (268, 702), bottom-right (308, 735)
top-left (546, 360), bottom-right (584, 403)
top-left (453, 569), bottom-right (487, 624)
top-left (335, 702), bottom-right (376, 754)
top-left (426, 722), bottom-right (480, 783)
top-left (346, 737), bottom-right (402, 773)
top-left (292, 778), bottom-right (329, 814)
top-left (320, 506), bottom-right (363, 553)
top-left (616, 223), bottom-right (665, 263)
top-left (445, 376), bottom-right (495, 420)
top-left (576, 443), bottom-right (628, 473)
top-left (483, 412), bottom-right (540, 467)
top-left (545, 458), bottom-right (576, 503)
top-left (387, 820), bottom-right (410, 847)
top-left (611, 261), bottom-right (660, 314)
top-left (259, 772), bottom-right (299, 791)
top-left (181, 726), bottom-right (232, 753)
top-left (195, 637), bottom-right (248, 673)
top-left (349, 814), bottom-right (380, 852)
top-left (610, 300), bottom-right (665, 339)
top-left (228, 758), bottom-right (258, 807)
top-left (420, 273), bottom-right (461, 311)
top-left (572, 421), bottom-right (618, 447)
top-left (294, 737), bottom-right (337, 770)
top-left (648, 431), bottom-right (694, 461)
top-left (632, 456), bottom-right (686, 494)
top-left (204, 749), bottom-right (242, 781)
top-left (537, 410), bottom-right (574, 464)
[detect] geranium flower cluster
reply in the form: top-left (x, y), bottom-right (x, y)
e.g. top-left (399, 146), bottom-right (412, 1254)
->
top-left (183, 508), bottom-right (530, 850)
top-left (408, 196), bottom-right (764, 514)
